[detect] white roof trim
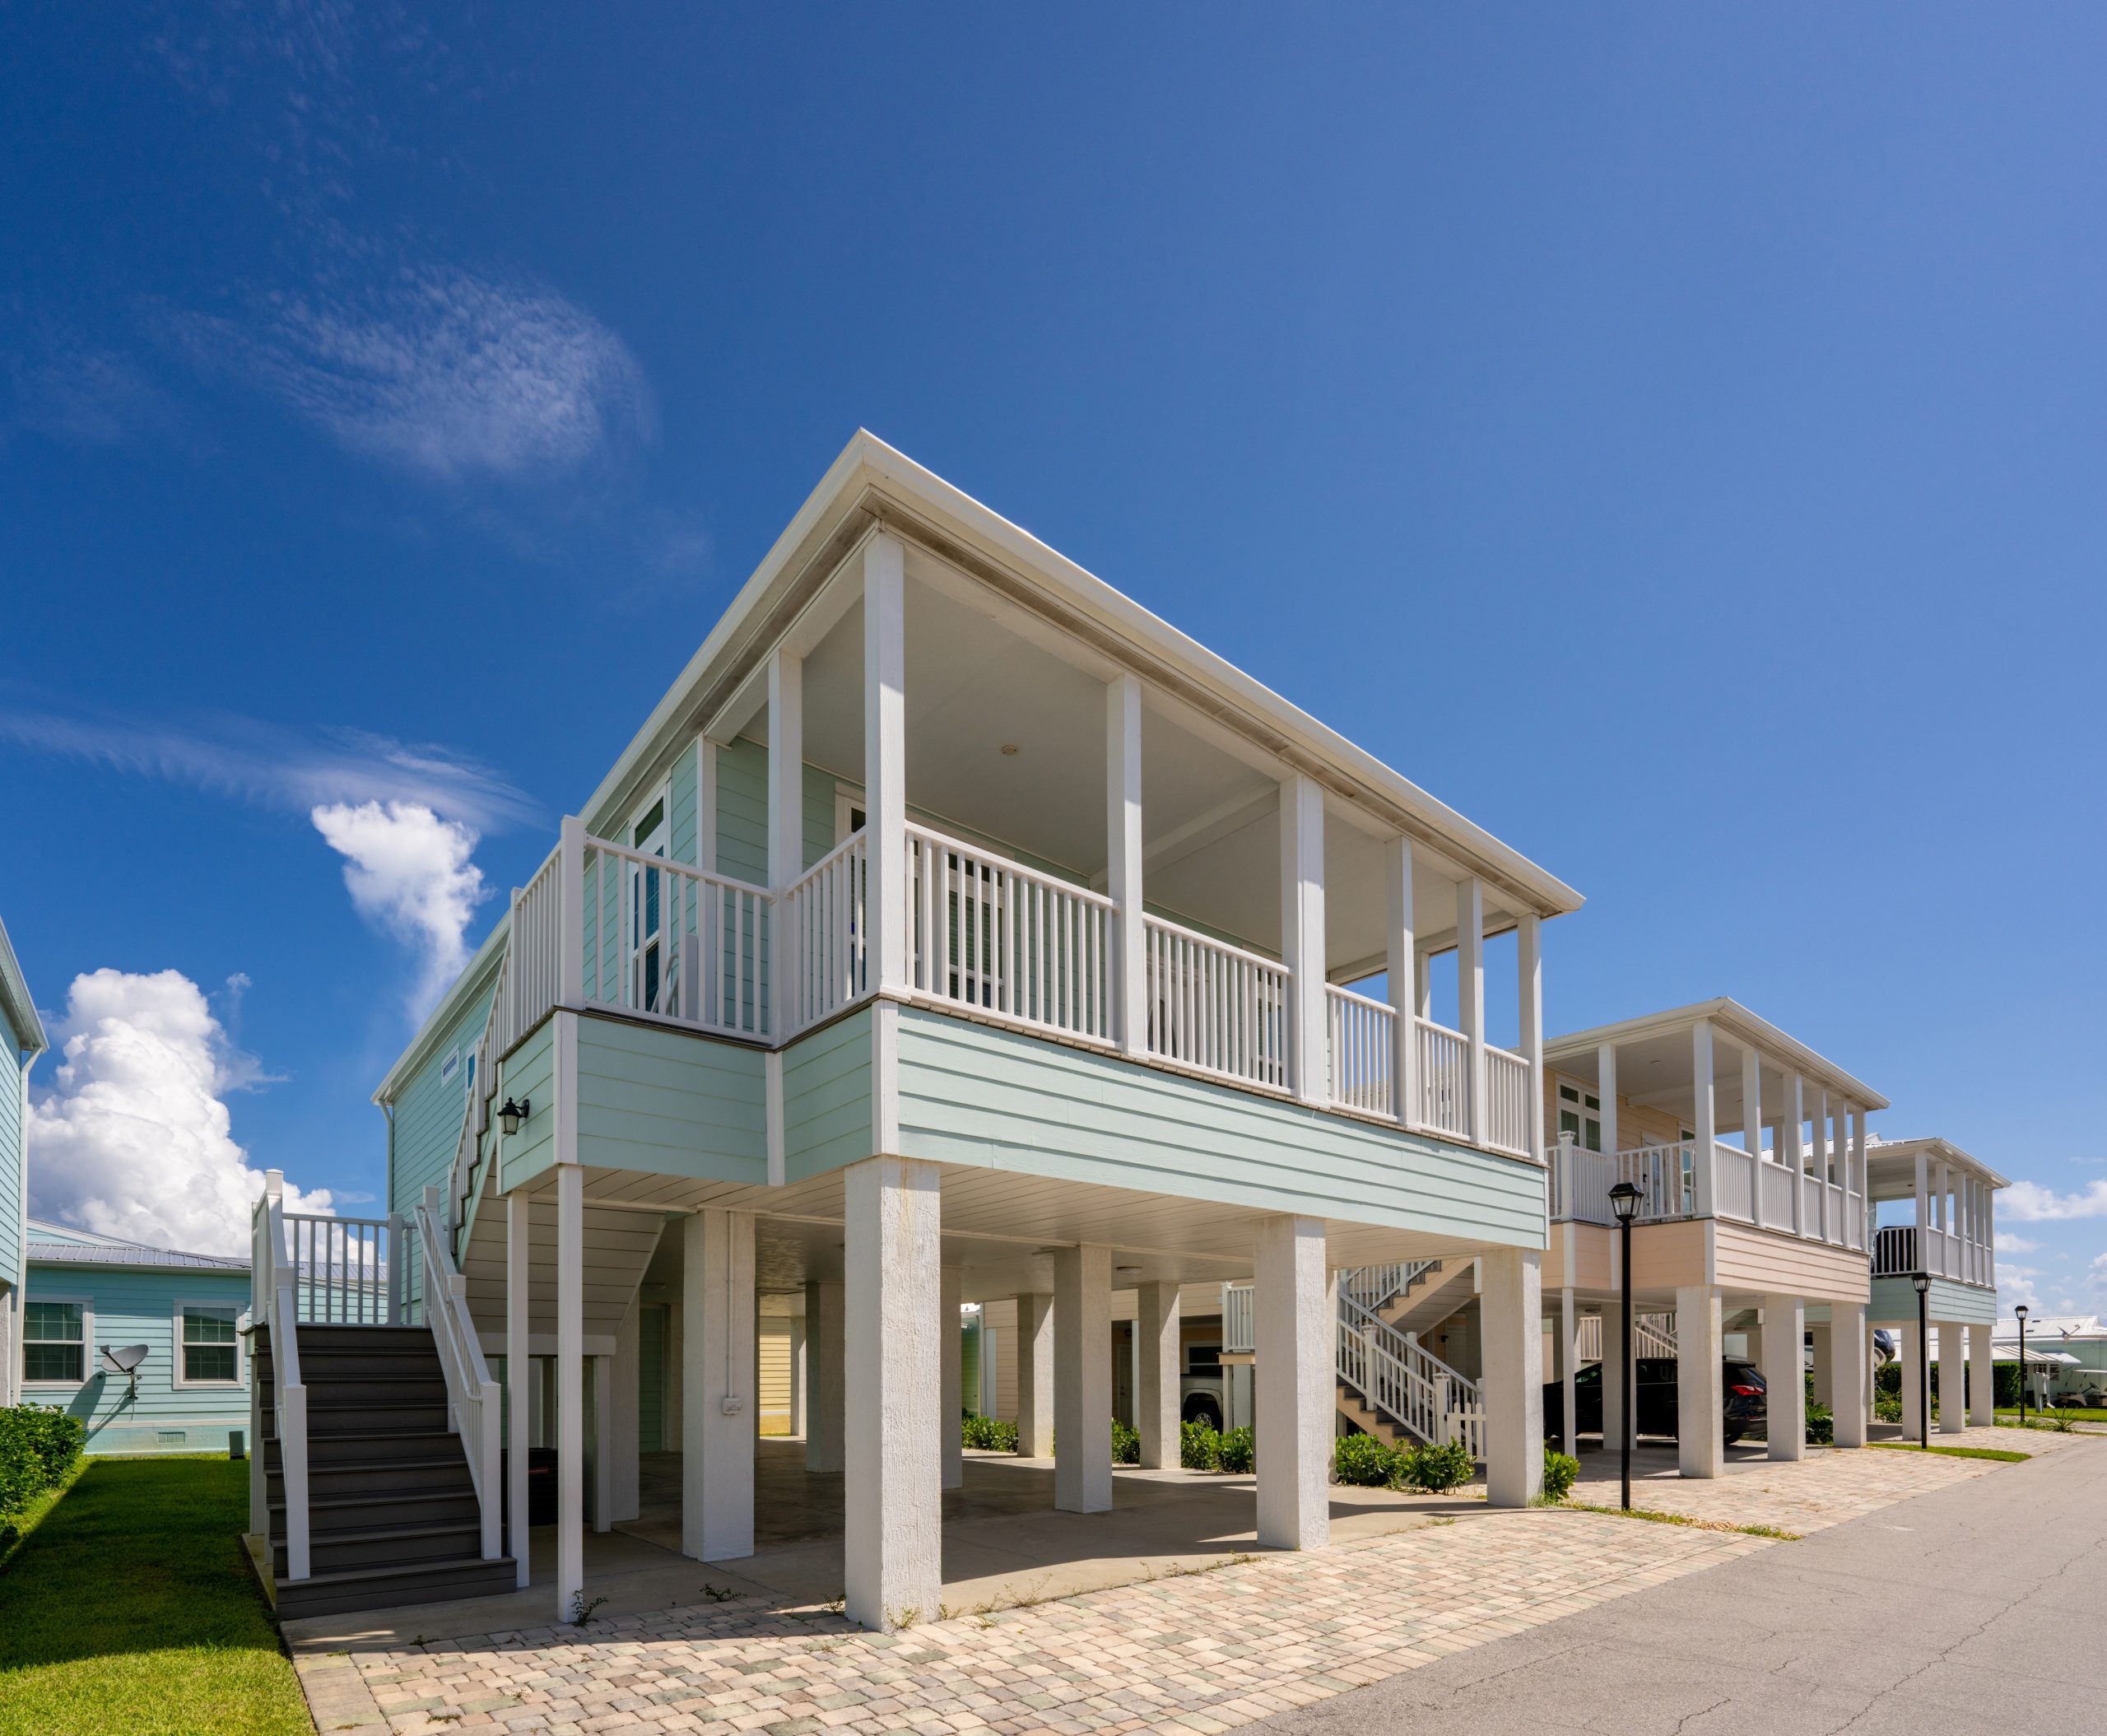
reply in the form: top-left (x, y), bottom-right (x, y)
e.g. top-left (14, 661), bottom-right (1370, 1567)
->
top-left (0, 911), bottom-right (48, 1057)
top-left (1545, 996), bottom-right (1890, 1112)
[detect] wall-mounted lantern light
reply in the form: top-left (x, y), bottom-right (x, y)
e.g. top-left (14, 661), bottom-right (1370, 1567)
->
top-left (500, 1096), bottom-right (530, 1137)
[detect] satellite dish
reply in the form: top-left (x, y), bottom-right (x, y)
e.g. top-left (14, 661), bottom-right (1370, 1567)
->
top-left (101, 1344), bottom-right (149, 1394)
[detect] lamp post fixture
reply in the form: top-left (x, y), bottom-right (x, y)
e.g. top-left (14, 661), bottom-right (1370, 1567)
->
top-left (1609, 1180), bottom-right (1643, 1510)
top-left (1911, 1272), bottom-right (1931, 1449)
top-left (2016, 1305), bottom-right (2030, 1429)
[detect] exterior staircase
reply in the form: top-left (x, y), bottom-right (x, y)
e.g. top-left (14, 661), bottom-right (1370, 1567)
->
top-left (1333, 1278), bottom-right (1487, 1459)
top-left (1375, 1260), bottom-right (1477, 1339)
top-left (255, 1322), bottom-right (516, 1620)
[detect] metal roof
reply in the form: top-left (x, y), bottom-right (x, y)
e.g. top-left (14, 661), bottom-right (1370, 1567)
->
top-left (26, 1222), bottom-right (247, 1273)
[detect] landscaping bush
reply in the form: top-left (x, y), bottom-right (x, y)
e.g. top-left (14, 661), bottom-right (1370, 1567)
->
top-left (0, 1406), bottom-right (84, 1522)
top-left (1805, 1403), bottom-right (1834, 1446)
top-left (1541, 1447), bottom-right (1579, 1502)
top-left (1111, 1417), bottom-right (1140, 1464)
top-left (1392, 1437), bottom-right (1474, 1493)
top-left (1180, 1419), bottom-right (1223, 1471)
top-left (1873, 1389), bottom-right (1903, 1423)
top-left (1875, 1361), bottom-right (1900, 1395)
top-left (960, 1413), bottom-right (1019, 1453)
top-left (1217, 1424), bottom-right (1255, 1474)
top-left (1333, 1431), bottom-right (1396, 1487)
top-left (1994, 1362), bottom-right (2023, 1408)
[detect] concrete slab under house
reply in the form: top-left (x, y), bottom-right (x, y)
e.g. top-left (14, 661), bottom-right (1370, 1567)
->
top-left (245, 432), bottom-right (1598, 1633)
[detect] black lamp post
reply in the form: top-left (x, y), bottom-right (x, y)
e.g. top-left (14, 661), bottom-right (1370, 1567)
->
top-left (2016, 1305), bottom-right (2030, 1429)
top-left (1911, 1272), bottom-right (1931, 1448)
top-left (1610, 1180), bottom-right (1643, 1510)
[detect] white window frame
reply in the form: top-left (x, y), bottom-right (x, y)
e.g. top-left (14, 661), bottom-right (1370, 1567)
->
top-left (1552, 1072), bottom-right (1604, 1152)
top-left (440, 1048), bottom-right (459, 1085)
top-left (172, 1296), bottom-right (249, 1390)
top-left (21, 1293), bottom-right (93, 1389)
top-left (833, 784), bottom-right (867, 847)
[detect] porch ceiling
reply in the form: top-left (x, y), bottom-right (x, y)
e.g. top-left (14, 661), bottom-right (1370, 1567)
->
top-left (1863, 1135), bottom-right (2008, 1198)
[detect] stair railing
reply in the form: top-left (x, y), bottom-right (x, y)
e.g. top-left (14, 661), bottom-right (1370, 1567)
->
top-left (1340, 1259), bottom-right (1440, 1315)
top-left (252, 1169), bottom-right (309, 1580)
top-left (416, 1187), bottom-right (505, 1561)
top-left (1337, 1289), bottom-right (1486, 1460)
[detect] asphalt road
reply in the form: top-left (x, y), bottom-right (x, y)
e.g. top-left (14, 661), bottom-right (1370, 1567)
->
top-left (1250, 1440), bottom-right (2107, 1736)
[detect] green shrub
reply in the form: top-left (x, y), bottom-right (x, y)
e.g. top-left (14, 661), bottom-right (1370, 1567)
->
top-left (1873, 1390), bottom-right (1903, 1423)
top-left (1805, 1403), bottom-right (1834, 1446)
top-left (960, 1413), bottom-right (1019, 1452)
top-left (1111, 1417), bottom-right (1140, 1464)
top-left (1180, 1419), bottom-right (1222, 1471)
top-left (1541, 1447), bottom-right (1579, 1502)
top-left (1217, 1424), bottom-right (1255, 1474)
top-left (1994, 1362), bottom-right (2023, 1408)
top-left (1333, 1431), bottom-right (1396, 1487)
top-left (1875, 1361), bottom-right (1900, 1395)
top-left (1392, 1437), bottom-right (1475, 1492)
top-left (0, 1406), bottom-right (84, 1521)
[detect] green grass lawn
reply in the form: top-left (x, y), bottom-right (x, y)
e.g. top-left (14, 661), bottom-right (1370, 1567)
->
top-left (1867, 1441), bottom-right (2031, 1463)
top-left (1997, 1408), bottom-right (2107, 1425)
top-left (0, 1455), bottom-right (309, 1736)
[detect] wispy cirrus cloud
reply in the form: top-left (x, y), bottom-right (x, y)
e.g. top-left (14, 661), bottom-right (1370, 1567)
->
top-left (168, 267), bottom-right (652, 484)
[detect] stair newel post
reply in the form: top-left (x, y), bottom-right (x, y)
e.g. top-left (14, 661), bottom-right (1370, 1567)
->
top-left (560, 816), bottom-right (586, 1008)
top-left (387, 1212), bottom-right (404, 1327)
top-left (267, 1170), bottom-right (311, 1582)
top-left (248, 1192), bottom-right (267, 1540)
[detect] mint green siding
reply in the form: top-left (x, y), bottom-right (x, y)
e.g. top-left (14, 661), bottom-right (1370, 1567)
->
top-left (576, 1015), bottom-right (766, 1184)
top-left (390, 977), bottom-right (499, 1222)
top-left (1, 1003), bottom-right (21, 1289)
top-left (1870, 1273), bottom-right (1998, 1328)
top-left (494, 1018), bottom-right (556, 1194)
top-left (896, 1008), bottom-right (1545, 1245)
top-left (784, 1008), bottom-right (872, 1182)
top-left (22, 1258), bottom-right (253, 1454)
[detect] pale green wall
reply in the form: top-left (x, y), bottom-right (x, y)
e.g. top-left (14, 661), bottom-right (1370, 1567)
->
top-left (895, 1007), bottom-right (1544, 1245)
top-left (573, 1015), bottom-right (766, 1184)
top-left (784, 1008), bottom-right (872, 1183)
top-left (1870, 1273), bottom-right (1998, 1328)
top-left (390, 978), bottom-right (498, 1222)
top-left (494, 1018), bottom-right (556, 1194)
top-left (1, 1002), bottom-right (21, 1290)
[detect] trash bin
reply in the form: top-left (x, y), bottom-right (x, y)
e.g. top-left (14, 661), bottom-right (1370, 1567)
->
top-left (501, 1446), bottom-right (559, 1529)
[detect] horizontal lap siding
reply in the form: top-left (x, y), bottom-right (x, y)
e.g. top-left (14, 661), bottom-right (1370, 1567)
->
top-left (1713, 1223), bottom-right (1870, 1304)
top-left (895, 1008), bottom-right (1543, 1245)
top-left (1, 1003), bottom-right (20, 1287)
top-left (495, 1021), bottom-right (557, 1194)
top-left (783, 1009), bottom-right (872, 1182)
top-left (574, 1017), bottom-right (767, 1184)
top-left (22, 1264), bottom-right (253, 1454)
top-left (1870, 1273), bottom-right (1997, 1326)
top-left (391, 980), bottom-right (499, 1222)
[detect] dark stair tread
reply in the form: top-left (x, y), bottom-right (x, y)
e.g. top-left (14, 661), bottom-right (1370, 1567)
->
top-left (279, 1553), bottom-right (516, 1592)
top-left (286, 1518), bottom-right (484, 1548)
top-left (280, 1488), bottom-right (477, 1514)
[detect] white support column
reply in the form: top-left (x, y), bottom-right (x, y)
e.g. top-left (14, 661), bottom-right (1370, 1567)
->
top-left (1900, 1315), bottom-right (1924, 1437)
top-left (683, 1208), bottom-right (756, 1561)
top-left (862, 532), bottom-right (908, 996)
top-left (1852, 1109), bottom-right (1870, 1248)
top-left (592, 1353), bottom-right (615, 1533)
top-left (768, 646), bottom-right (804, 1026)
top-left (1968, 1321), bottom-right (1995, 1428)
top-left (1481, 1248), bottom-right (1545, 1506)
top-left (1913, 1151), bottom-right (1929, 1267)
top-left (1810, 1320), bottom-right (1834, 1409)
top-left (1690, 1019), bottom-right (1716, 1217)
top-left (612, 1300), bottom-right (640, 1523)
top-left (1675, 1284), bottom-right (1723, 1479)
top-left (1280, 774), bottom-right (1328, 1104)
top-left (1385, 835), bottom-right (1418, 1129)
top-left (1136, 1281), bottom-right (1180, 1470)
top-left (1760, 1296), bottom-right (1805, 1461)
top-left (1811, 1087), bottom-right (1830, 1241)
top-left (1106, 673), bottom-right (1146, 1056)
top-left (1413, 947), bottom-right (1432, 1021)
top-left (804, 1281), bottom-right (845, 1474)
top-left (1054, 1245), bottom-right (1112, 1513)
top-left (696, 737), bottom-right (719, 875)
top-left (1742, 1046), bottom-right (1763, 1165)
top-left (506, 1189), bottom-right (531, 1587)
top-left (844, 1155), bottom-right (942, 1630)
top-left (1254, 1216), bottom-right (1333, 1544)
top-left (1938, 1320), bottom-right (1967, 1435)
top-left (1519, 913), bottom-right (1544, 1159)
top-left (1784, 1073), bottom-right (1806, 1236)
top-left (1601, 1301), bottom-right (1628, 1453)
top-left (1560, 1287), bottom-right (1578, 1459)
top-left (1833, 1304), bottom-right (1868, 1447)
top-left (556, 1162), bottom-right (584, 1620)
top-left (1598, 1041), bottom-right (1619, 1158)
top-left (940, 1265), bottom-right (963, 1490)
top-left (1457, 877), bottom-right (1486, 1143)
top-left (1016, 1292), bottom-right (1054, 1458)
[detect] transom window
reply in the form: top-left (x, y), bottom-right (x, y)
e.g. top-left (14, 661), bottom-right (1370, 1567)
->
top-left (1556, 1081), bottom-right (1603, 1152)
top-left (181, 1305), bottom-right (241, 1384)
top-left (24, 1301), bottom-right (84, 1382)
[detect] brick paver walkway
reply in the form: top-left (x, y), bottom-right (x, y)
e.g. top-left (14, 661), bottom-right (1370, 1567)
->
top-left (297, 1426), bottom-right (2086, 1736)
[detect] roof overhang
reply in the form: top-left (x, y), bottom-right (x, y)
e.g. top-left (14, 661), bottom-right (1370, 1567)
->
top-left (1864, 1135), bottom-right (2009, 1195)
top-left (0, 912), bottom-right (48, 1059)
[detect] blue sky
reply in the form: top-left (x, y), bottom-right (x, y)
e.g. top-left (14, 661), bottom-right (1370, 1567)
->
top-left (2, 8), bottom-right (2103, 1299)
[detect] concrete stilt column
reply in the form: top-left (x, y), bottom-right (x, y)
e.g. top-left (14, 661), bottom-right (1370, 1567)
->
top-left (1967, 1321), bottom-right (1995, 1428)
top-left (505, 1189), bottom-right (532, 1587)
top-left (1938, 1321), bottom-right (1967, 1435)
top-left (1481, 1248), bottom-right (1544, 1507)
top-left (1137, 1282), bottom-right (1180, 1470)
top-left (1675, 1285), bottom-right (1723, 1479)
top-left (1900, 1317), bottom-right (1924, 1438)
top-left (1016, 1293), bottom-right (1054, 1458)
top-left (1600, 1305), bottom-right (1628, 1453)
top-left (556, 1161), bottom-right (585, 1620)
top-left (941, 1266), bottom-right (964, 1490)
top-left (682, 1208), bottom-right (756, 1561)
top-left (1760, 1296), bottom-right (1805, 1462)
top-left (1808, 1321), bottom-right (1834, 1412)
top-left (592, 1353), bottom-right (615, 1532)
top-left (843, 1155), bottom-right (942, 1630)
top-left (1831, 1305), bottom-right (1867, 1447)
top-left (1054, 1245), bottom-right (1112, 1514)
top-left (612, 1298), bottom-right (641, 1524)
top-left (804, 1281), bottom-right (845, 1474)
top-left (1254, 1215), bottom-right (1332, 1545)
top-left (1559, 1287), bottom-right (1578, 1460)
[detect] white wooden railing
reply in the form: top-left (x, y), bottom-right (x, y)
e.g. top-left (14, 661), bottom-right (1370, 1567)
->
top-left (1872, 1222), bottom-right (1988, 1284)
top-left (907, 824), bottom-right (1114, 1043)
top-left (416, 1189), bottom-right (504, 1561)
top-left (1221, 1281), bottom-right (1255, 1355)
top-left (1483, 1046), bottom-right (1531, 1158)
top-left (1414, 1017), bottom-right (1470, 1138)
top-left (783, 831), bottom-right (867, 1034)
top-left (1340, 1260), bottom-right (1439, 1314)
top-left (250, 1171), bottom-right (309, 1580)
top-left (281, 1212), bottom-right (401, 1325)
top-left (1714, 1141), bottom-right (1756, 1221)
top-left (1548, 1134), bottom-right (1867, 1251)
top-left (1337, 1292), bottom-right (1485, 1460)
top-left (1144, 915), bottom-right (1289, 1090)
top-left (581, 833), bottom-right (769, 1037)
top-left (1574, 1311), bottom-right (1680, 1361)
top-left (1759, 1160), bottom-right (1796, 1226)
top-left (1326, 986), bottom-right (1394, 1115)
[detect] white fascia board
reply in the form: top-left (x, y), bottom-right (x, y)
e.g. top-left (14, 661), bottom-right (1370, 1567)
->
top-left (1544, 996), bottom-right (1891, 1113)
top-left (577, 430), bottom-right (1584, 919)
top-left (371, 916), bottom-right (511, 1107)
top-left (0, 913), bottom-right (48, 1057)
top-left (1863, 1136), bottom-right (2009, 1191)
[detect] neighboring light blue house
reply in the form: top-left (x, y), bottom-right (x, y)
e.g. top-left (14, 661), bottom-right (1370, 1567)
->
top-left (2, 912), bottom-right (51, 1408)
top-left (21, 1220), bottom-right (253, 1454)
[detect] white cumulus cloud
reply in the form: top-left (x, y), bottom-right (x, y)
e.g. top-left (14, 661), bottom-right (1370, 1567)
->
top-left (312, 800), bottom-right (486, 1018)
top-left (1996, 1231), bottom-right (2042, 1254)
top-left (2002, 1179), bottom-right (2107, 1222)
top-left (28, 969), bottom-right (331, 1257)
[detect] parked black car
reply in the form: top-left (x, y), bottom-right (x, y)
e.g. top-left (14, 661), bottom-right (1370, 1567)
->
top-left (1543, 1358), bottom-right (1767, 1447)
